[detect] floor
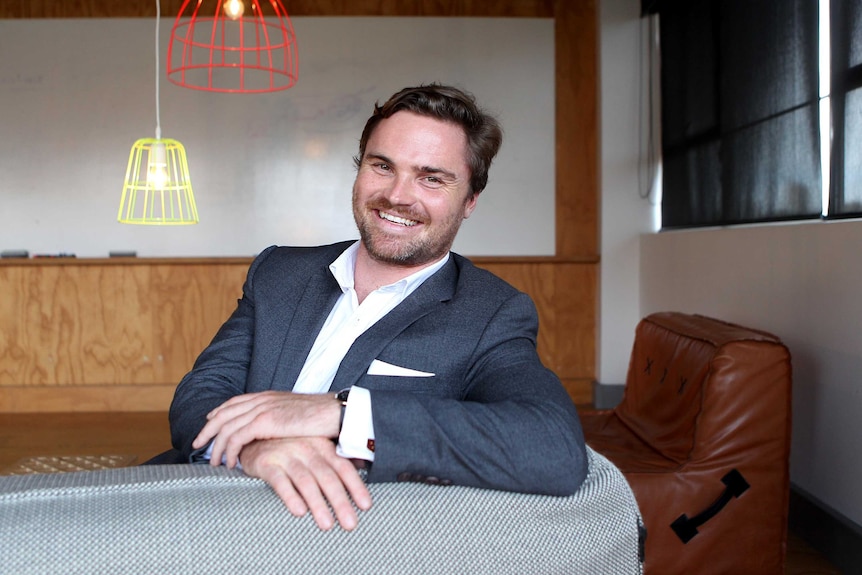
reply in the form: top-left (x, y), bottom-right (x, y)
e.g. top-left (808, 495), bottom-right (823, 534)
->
top-left (0, 412), bottom-right (845, 574)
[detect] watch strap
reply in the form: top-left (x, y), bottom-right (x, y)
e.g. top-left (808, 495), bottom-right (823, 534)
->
top-left (335, 388), bottom-right (350, 430)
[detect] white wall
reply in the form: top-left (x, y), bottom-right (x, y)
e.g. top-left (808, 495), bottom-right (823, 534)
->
top-left (598, 0), bottom-right (656, 384)
top-left (0, 18), bottom-right (554, 258)
top-left (599, 0), bottom-right (862, 527)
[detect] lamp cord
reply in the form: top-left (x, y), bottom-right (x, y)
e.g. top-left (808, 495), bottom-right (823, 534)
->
top-left (638, 14), bottom-right (657, 203)
top-left (155, 0), bottom-right (162, 140)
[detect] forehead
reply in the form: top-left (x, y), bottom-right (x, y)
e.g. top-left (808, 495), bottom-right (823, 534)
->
top-left (366, 111), bottom-right (469, 171)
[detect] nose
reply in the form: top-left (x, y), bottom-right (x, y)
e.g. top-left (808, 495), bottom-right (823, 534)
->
top-left (382, 174), bottom-right (416, 205)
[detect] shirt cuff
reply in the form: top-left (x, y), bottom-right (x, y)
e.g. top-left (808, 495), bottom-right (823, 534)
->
top-left (335, 385), bottom-right (376, 462)
top-left (198, 440), bottom-right (242, 470)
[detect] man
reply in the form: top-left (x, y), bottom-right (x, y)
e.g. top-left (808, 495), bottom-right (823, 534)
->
top-left (169, 84), bottom-right (588, 532)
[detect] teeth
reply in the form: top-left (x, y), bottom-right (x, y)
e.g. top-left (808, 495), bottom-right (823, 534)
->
top-left (379, 211), bottom-right (418, 227)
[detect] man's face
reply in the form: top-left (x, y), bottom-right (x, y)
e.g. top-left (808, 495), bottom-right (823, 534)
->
top-left (352, 111), bottom-right (477, 267)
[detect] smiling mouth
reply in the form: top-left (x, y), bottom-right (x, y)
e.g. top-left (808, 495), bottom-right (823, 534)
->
top-left (377, 210), bottom-right (419, 227)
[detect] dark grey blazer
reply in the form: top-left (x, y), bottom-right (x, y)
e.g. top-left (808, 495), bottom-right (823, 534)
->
top-left (169, 242), bottom-right (588, 495)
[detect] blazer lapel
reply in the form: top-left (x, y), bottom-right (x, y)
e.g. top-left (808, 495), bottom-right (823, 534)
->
top-left (329, 257), bottom-right (459, 391)
top-left (269, 264), bottom-right (342, 390)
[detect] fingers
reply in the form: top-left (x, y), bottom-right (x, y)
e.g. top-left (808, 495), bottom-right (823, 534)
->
top-left (194, 391), bottom-right (289, 466)
top-left (263, 468), bottom-right (309, 518)
top-left (198, 412), bottom-right (263, 468)
top-left (336, 460), bottom-right (373, 512)
top-left (194, 392), bottom-right (343, 468)
top-left (307, 456), bottom-right (374, 530)
top-left (193, 392), bottom-right (270, 450)
top-left (209, 406), bottom-right (271, 468)
top-left (288, 456), bottom-right (353, 531)
top-left (241, 438), bottom-right (371, 532)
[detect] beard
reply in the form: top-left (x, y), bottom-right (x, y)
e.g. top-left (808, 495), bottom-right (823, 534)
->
top-left (353, 194), bottom-right (464, 267)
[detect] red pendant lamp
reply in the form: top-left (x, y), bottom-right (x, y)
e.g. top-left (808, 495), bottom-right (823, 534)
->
top-left (167, 0), bottom-right (298, 93)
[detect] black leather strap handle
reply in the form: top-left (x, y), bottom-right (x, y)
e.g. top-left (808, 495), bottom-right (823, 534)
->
top-left (670, 468), bottom-right (750, 544)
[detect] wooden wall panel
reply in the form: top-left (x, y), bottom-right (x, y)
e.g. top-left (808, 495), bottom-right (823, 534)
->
top-left (0, 258), bottom-right (594, 410)
top-left (0, 384), bottom-right (177, 413)
top-left (148, 263), bottom-right (248, 381)
top-left (555, 0), bottom-right (598, 258)
top-left (0, 263), bottom-right (152, 386)
top-left (0, 260), bottom-right (248, 392)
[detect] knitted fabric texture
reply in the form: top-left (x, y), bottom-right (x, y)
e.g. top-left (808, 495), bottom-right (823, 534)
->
top-left (0, 447), bottom-right (643, 574)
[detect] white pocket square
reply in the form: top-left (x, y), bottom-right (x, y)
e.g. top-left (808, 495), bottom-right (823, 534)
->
top-left (367, 359), bottom-right (435, 377)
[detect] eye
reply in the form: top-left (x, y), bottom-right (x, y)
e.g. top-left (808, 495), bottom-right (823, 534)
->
top-left (371, 162), bottom-right (391, 173)
top-left (421, 175), bottom-right (446, 189)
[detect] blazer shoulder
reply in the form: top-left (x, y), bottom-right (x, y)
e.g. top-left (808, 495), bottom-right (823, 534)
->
top-left (450, 252), bottom-right (522, 300)
top-left (242, 241), bottom-right (354, 294)
top-left (251, 241), bottom-right (354, 273)
top-left (261, 241), bottom-right (354, 264)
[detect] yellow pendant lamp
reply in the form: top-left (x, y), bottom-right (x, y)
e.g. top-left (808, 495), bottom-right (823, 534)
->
top-left (119, 0), bottom-right (198, 225)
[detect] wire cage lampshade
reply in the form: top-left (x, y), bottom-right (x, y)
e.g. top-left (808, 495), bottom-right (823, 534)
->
top-left (119, 0), bottom-right (197, 225)
top-left (167, 0), bottom-right (299, 93)
top-left (118, 138), bottom-right (199, 225)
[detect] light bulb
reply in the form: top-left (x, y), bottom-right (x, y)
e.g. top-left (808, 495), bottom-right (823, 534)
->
top-left (147, 143), bottom-right (169, 189)
top-left (224, 0), bottom-right (245, 20)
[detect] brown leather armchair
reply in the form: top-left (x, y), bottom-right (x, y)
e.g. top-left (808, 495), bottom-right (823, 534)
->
top-left (581, 312), bottom-right (792, 575)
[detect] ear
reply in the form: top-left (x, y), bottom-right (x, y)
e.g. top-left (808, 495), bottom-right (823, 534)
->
top-left (462, 192), bottom-right (479, 219)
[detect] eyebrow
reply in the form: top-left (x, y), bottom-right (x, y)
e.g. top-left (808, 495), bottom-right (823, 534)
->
top-left (419, 165), bottom-right (458, 181)
top-left (364, 153), bottom-right (458, 181)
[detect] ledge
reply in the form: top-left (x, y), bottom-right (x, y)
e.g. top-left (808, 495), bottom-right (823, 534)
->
top-left (1, 254), bottom-right (600, 266)
top-left (0, 254), bottom-right (600, 266)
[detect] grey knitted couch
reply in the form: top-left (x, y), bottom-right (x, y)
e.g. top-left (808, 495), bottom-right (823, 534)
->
top-left (0, 446), bottom-right (643, 574)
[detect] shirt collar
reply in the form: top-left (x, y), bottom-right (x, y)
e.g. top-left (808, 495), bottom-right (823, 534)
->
top-left (329, 241), bottom-right (450, 296)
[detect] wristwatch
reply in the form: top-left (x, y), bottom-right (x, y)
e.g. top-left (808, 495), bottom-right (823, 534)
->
top-left (335, 388), bottom-right (350, 430)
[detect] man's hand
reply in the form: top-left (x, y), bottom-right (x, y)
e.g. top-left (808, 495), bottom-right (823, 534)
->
top-left (192, 391), bottom-right (341, 468)
top-left (240, 437), bottom-right (372, 531)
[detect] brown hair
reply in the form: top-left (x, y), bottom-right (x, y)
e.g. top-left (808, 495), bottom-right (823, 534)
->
top-left (354, 84), bottom-right (503, 195)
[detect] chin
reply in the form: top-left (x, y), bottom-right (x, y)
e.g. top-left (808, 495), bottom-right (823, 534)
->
top-left (365, 238), bottom-right (439, 267)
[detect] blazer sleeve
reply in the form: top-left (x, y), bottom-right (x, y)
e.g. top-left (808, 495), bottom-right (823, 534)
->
top-left (366, 292), bottom-right (589, 496)
top-left (168, 246), bottom-right (276, 459)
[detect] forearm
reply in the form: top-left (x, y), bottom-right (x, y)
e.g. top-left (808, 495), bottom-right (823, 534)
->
top-left (169, 317), bottom-right (257, 456)
top-left (170, 246), bottom-right (277, 457)
top-left (169, 371), bottom-right (244, 457)
top-left (190, 390), bottom-right (346, 468)
top-left (367, 386), bottom-right (587, 495)
top-left (363, 292), bottom-right (587, 495)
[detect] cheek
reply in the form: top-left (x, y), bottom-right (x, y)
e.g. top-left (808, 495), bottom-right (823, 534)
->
top-left (355, 172), bottom-right (387, 196)
top-left (425, 202), bottom-right (462, 224)
top-left (353, 175), bottom-right (374, 199)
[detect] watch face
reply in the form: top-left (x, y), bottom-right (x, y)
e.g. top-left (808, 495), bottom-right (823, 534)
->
top-left (336, 388), bottom-right (351, 403)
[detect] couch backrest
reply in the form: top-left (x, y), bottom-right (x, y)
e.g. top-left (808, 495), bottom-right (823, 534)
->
top-left (0, 450), bottom-right (644, 575)
top-left (615, 312), bottom-right (790, 464)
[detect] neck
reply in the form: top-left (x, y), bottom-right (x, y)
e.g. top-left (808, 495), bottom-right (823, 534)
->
top-left (353, 244), bottom-right (443, 303)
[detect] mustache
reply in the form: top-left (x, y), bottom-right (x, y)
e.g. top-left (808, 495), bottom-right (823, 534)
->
top-left (365, 200), bottom-right (425, 222)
